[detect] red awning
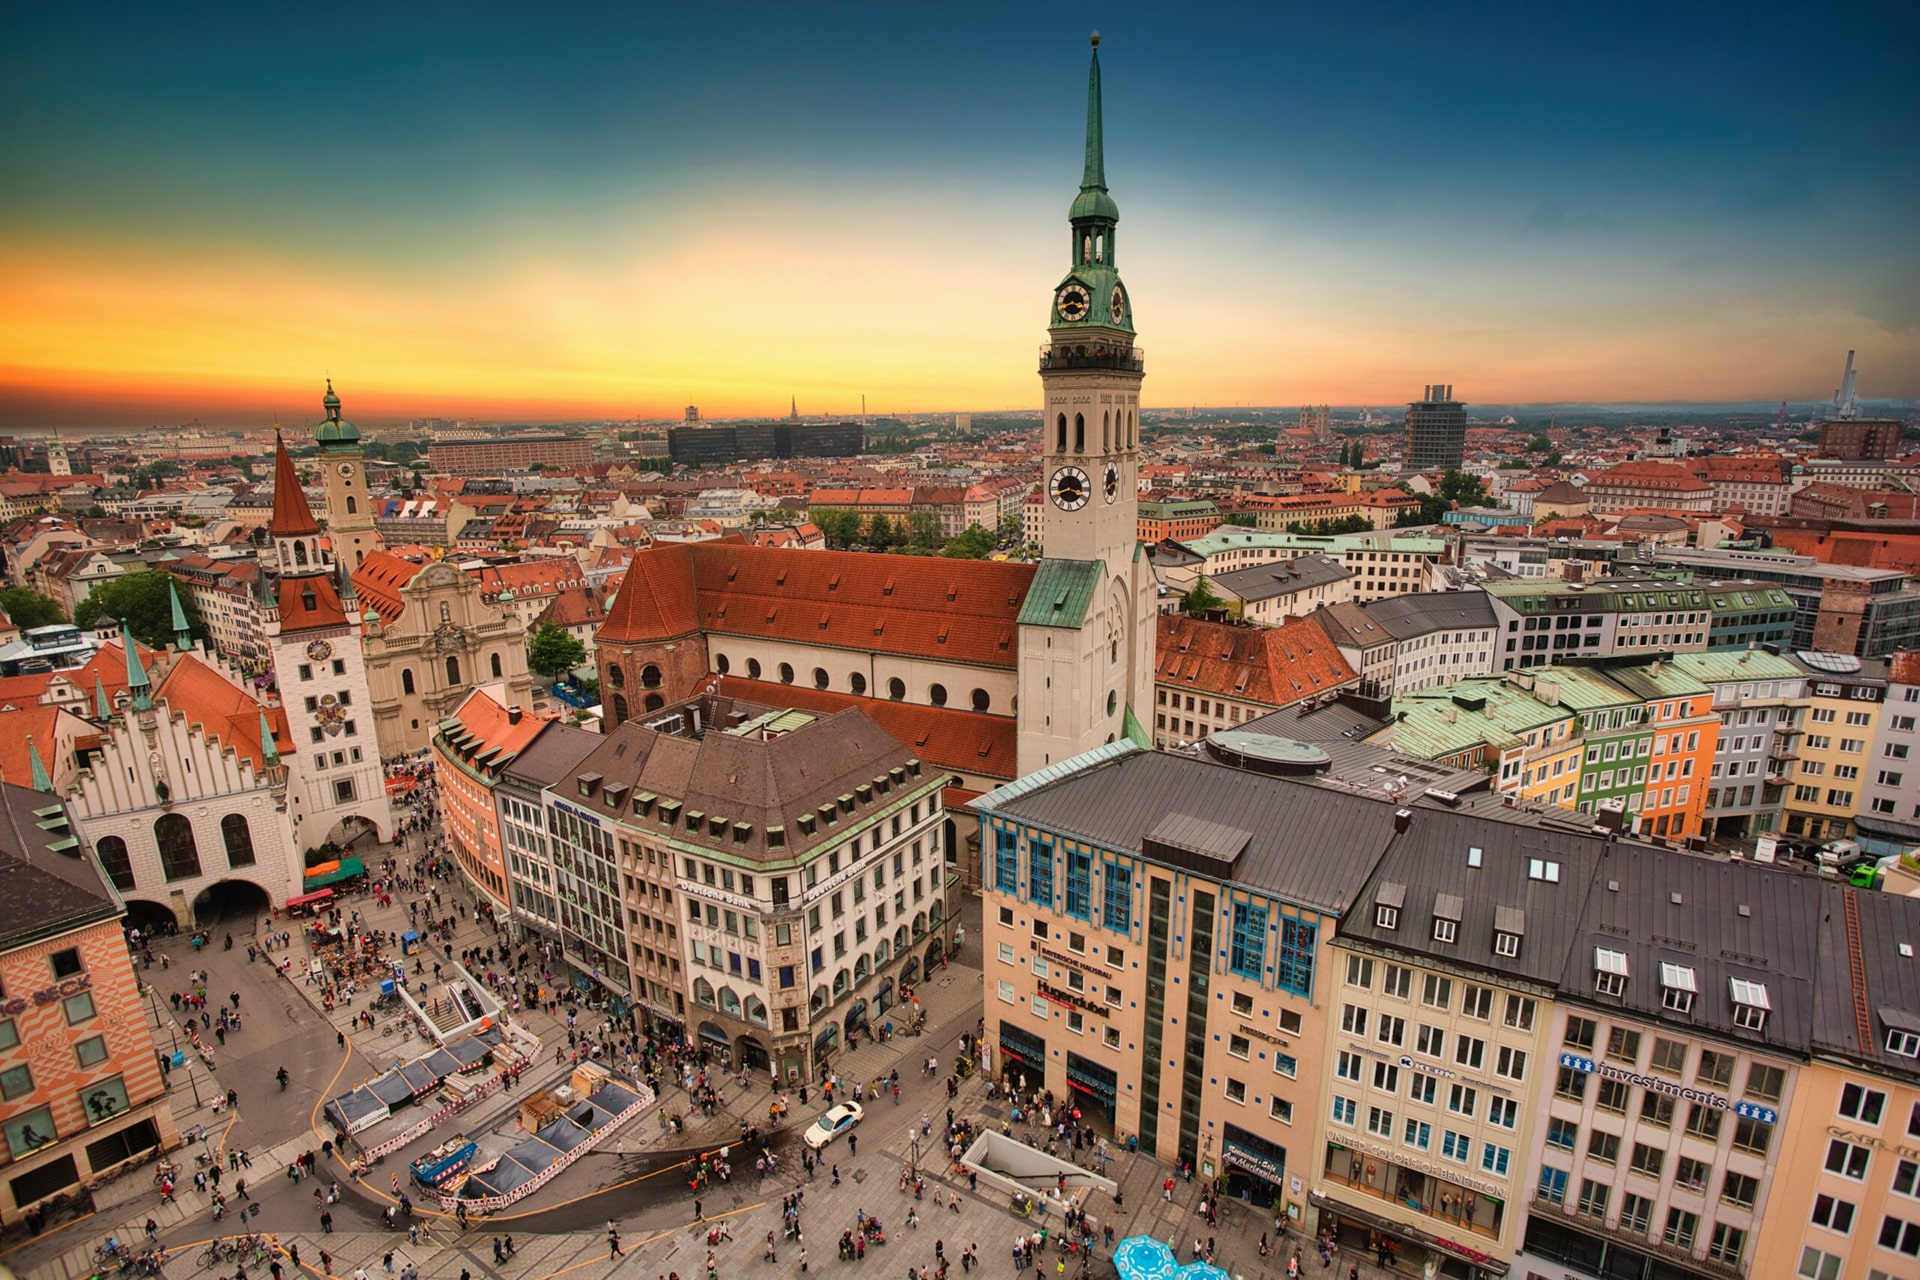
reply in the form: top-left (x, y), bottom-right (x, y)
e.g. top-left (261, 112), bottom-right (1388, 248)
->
top-left (285, 888), bottom-right (336, 908)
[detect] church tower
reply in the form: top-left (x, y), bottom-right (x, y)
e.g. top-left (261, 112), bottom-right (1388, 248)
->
top-left (263, 427), bottom-right (392, 854)
top-left (1016, 34), bottom-right (1157, 775)
top-left (314, 380), bottom-right (382, 577)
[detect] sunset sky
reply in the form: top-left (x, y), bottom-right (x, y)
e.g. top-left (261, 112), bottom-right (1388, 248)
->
top-left (3, 2), bottom-right (1915, 427)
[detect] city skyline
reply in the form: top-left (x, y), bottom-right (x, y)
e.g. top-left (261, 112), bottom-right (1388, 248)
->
top-left (3, 1), bottom-right (1916, 427)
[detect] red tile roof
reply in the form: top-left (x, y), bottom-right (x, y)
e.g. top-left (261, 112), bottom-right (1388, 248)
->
top-left (154, 654), bottom-right (288, 775)
top-left (0, 704), bottom-right (66, 789)
top-left (599, 542), bottom-right (1037, 669)
top-left (1154, 613), bottom-right (1358, 708)
top-left (350, 549), bottom-right (418, 623)
top-left (707, 676), bottom-right (1018, 782)
top-left (268, 432), bottom-right (320, 536)
top-left (277, 573), bottom-right (349, 632)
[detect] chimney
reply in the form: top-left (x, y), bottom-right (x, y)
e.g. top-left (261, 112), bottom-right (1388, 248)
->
top-left (1393, 808), bottom-right (1413, 834)
top-left (507, 706), bottom-right (523, 725)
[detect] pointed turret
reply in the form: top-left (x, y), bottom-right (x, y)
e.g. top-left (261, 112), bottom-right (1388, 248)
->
top-left (122, 622), bottom-right (152, 713)
top-left (168, 578), bottom-right (191, 650)
top-left (259, 711), bottom-right (280, 767)
top-left (94, 674), bottom-right (111, 720)
top-left (27, 737), bottom-right (51, 793)
top-left (269, 429), bottom-right (321, 539)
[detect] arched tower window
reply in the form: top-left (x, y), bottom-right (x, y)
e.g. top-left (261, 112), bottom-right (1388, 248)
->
top-left (1095, 233), bottom-right (1104, 263)
top-left (612, 693), bottom-right (629, 722)
top-left (1103, 411), bottom-right (1110, 452)
top-left (608, 664), bottom-right (625, 690)
top-left (445, 656), bottom-right (461, 686)
top-left (345, 496), bottom-right (357, 515)
top-left (154, 813), bottom-right (202, 883)
top-left (490, 652), bottom-right (503, 679)
top-left (641, 665), bottom-right (662, 689)
top-left (1056, 414), bottom-right (1067, 453)
top-left (95, 836), bottom-right (135, 892)
top-left (293, 542), bottom-right (308, 566)
top-left (644, 694), bottom-right (664, 712)
top-left (1082, 233), bottom-right (1092, 264)
top-left (1074, 414), bottom-right (1085, 453)
top-left (401, 668), bottom-right (415, 695)
top-left (221, 814), bottom-right (257, 869)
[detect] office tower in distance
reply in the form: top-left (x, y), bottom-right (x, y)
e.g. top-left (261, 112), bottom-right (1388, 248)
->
top-left (1404, 383), bottom-right (1466, 470)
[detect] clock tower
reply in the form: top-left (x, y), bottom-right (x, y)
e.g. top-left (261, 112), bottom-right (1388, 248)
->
top-left (1016, 33), bottom-right (1156, 775)
top-left (315, 380), bottom-right (383, 577)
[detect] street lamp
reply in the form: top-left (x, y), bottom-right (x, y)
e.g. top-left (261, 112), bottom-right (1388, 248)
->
top-left (908, 1130), bottom-right (922, 1184)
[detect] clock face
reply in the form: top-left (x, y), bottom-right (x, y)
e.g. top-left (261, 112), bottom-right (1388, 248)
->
top-left (1110, 284), bottom-right (1127, 324)
top-left (1104, 462), bottom-right (1120, 503)
top-left (1055, 284), bottom-right (1091, 323)
top-left (305, 640), bottom-right (333, 662)
top-left (1050, 466), bottom-right (1091, 512)
top-left (336, 462), bottom-right (356, 479)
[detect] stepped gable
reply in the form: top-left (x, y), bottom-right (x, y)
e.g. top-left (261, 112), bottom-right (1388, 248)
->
top-left (154, 654), bottom-right (288, 775)
top-left (711, 675), bottom-right (1017, 782)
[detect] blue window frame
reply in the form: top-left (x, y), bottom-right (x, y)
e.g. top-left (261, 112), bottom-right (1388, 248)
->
top-left (1275, 917), bottom-right (1317, 996)
top-left (1481, 1143), bottom-right (1510, 1175)
top-left (1229, 902), bottom-right (1267, 979)
top-left (994, 828), bottom-right (1020, 894)
top-left (1102, 861), bottom-right (1132, 933)
top-left (1065, 848), bottom-right (1092, 920)
top-left (1028, 839), bottom-right (1053, 906)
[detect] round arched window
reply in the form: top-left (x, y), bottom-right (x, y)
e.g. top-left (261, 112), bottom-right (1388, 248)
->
top-left (607, 665), bottom-right (625, 690)
top-left (747, 658), bottom-right (762, 680)
top-left (715, 654), bottom-right (730, 675)
top-left (929, 684), bottom-right (948, 707)
top-left (1107, 690), bottom-right (1118, 715)
top-left (779, 663), bottom-right (795, 685)
top-left (888, 677), bottom-right (906, 701)
top-left (641, 664), bottom-right (662, 689)
top-left (813, 667), bottom-right (830, 690)
top-left (850, 673), bottom-right (867, 696)
top-left (971, 688), bottom-right (990, 712)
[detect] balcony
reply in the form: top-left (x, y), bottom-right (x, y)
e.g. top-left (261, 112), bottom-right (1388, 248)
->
top-left (1038, 343), bottom-right (1145, 374)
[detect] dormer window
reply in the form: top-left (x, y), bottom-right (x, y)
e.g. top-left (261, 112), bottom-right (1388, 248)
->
top-left (1494, 932), bottom-right (1520, 958)
top-left (1729, 978), bottom-right (1770, 1032)
top-left (1431, 893), bottom-right (1463, 946)
top-left (1594, 947), bottom-right (1629, 997)
top-left (1659, 962), bottom-right (1697, 1014)
top-left (1376, 905), bottom-right (1399, 930)
top-left (1528, 858), bottom-right (1560, 883)
top-left (1375, 881), bottom-right (1405, 932)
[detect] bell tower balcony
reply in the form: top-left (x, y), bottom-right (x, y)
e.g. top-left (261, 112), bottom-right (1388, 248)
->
top-left (1039, 342), bottom-right (1144, 374)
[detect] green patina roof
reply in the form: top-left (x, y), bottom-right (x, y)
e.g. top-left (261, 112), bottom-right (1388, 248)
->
top-left (1123, 703), bottom-right (1151, 750)
top-left (1018, 558), bottom-right (1104, 630)
top-left (1388, 675), bottom-right (1574, 758)
top-left (315, 377), bottom-right (361, 446)
top-left (1178, 528), bottom-right (1446, 558)
top-left (1668, 649), bottom-right (1805, 684)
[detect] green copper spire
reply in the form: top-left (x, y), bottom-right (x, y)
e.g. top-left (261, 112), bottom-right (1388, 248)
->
top-left (168, 578), bottom-right (191, 650)
top-left (94, 675), bottom-right (111, 720)
top-left (1083, 32), bottom-right (1104, 192)
top-left (1070, 33), bottom-right (1118, 225)
top-left (259, 711), bottom-right (280, 766)
top-left (27, 737), bottom-right (51, 793)
top-left (122, 622), bottom-right (152, 713)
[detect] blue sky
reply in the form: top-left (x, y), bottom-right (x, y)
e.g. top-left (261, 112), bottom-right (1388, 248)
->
top-left (3, 1), bottom-right (1914, 421)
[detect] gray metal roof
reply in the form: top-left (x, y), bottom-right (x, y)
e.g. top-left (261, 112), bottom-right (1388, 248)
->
top-left (1812, 882), bottom-right (1920, 1083)
top-left (1212, 554), bottom-right (1353, 603)
top-left (1, 782), bottom-right (118, 949)
top-left (1360, 590), bottom-right (1498, 641)
top-left (1558, 844), bottom-right (1821, 1053)
top-left (498, 720), bottom-right (604, 789)
top-left (983, 749), bottom-right (1403, 915)
top-left (1338, 808), bottom-right (1612, 986)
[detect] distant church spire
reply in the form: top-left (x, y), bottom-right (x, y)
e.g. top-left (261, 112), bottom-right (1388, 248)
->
top-left (1083, 32), bottom-right (1106, 195)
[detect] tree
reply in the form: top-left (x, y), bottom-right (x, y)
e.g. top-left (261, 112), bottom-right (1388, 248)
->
top-left (1223, 512), bottom-right (1258, 528)
top-left (940, 524), bottom-right (997, 559)
top-left (1183, 577), bottom-right (1226, 618)
top-left (904, 510), bottom-right (943, 554)
top-left (0, 586), bottom-right (66, 629)
top-left (866, 514), bottom-right (898, 551)
top-left (1438, 468), bottom-right (1489, 508)
top-left (812, 507), bottom-right (863, 549)
top-left (527, 624), bottom-right (587, 679)
top-left (998, 511), bottom-right (1023, 546)
top-left (1526, 434), bottom-right (1552, 453)
top-left (73, 571), bottom-right (204, 648)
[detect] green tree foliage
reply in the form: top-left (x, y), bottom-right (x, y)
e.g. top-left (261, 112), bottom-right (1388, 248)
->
top-left (1526, 434), bottom-right (1552, 453)
top-left (1284, 515), bottom-right (1373, 535)
top-left (73, 571), bottom-right (204, 648)
top-left (1439, 468), bottom-right (1489, 507)
top-left (866, 514), bottom-right (898, 551)
top-left (941, 524), bottom-right (997, 559)
top-left (810, 508), bottom-right (862, 548)
top-left (527, 623), bottom-right (587, 678)
top-left (1223, 512), bottom-right (1258, 528)
top-left (904, 510), bottom-right (943, 553)
top-left (998, 511), bottom-right (1023, 545)
top-left (0, 586), bottom-right (67, 629)
top-left (1183, 577), bottom-right (1226, 617)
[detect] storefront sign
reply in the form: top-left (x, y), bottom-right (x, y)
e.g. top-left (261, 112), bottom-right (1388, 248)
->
top-left (1037, 980), bottom-right (1109, 1017)
top-left (1734, 1100), bottom-right (1779, 1125)
top-left (1038, 946), bottom-right (1088, 972)
top-left (1558, 1053), bottom-right (1733, 1110)
top-left (1351, 1040), bottom-right (1512, 1098)
top-left (1238, 1022), bottom-right (1289, 1048)
top-left (1222, 1140), bottom-right (1286, 1184)
top-left (1, 974), bottom-right (90, 1016)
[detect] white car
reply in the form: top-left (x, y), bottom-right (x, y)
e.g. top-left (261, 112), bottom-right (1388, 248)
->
top-left (802, 1101), bottom-right (865, 1150)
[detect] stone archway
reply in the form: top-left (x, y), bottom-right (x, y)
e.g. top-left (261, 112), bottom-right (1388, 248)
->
top-left (192, 878), bottom-right (274, 928)
top-left (924, 938), bottom-right (945, 971)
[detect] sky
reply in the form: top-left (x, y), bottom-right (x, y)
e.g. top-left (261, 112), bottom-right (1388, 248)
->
top-left (2, 1), bottom-right (1916, 427)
